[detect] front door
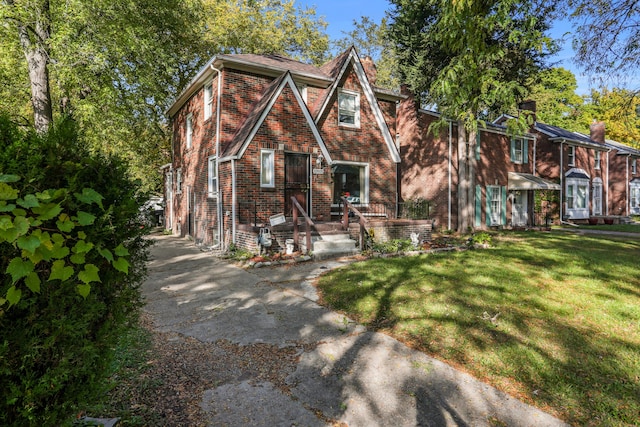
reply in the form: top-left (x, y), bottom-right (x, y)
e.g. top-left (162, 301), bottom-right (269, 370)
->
top-left (285, 153), bottom-right (310, 216)
top-left (512, 191), bottom-right (528, 227)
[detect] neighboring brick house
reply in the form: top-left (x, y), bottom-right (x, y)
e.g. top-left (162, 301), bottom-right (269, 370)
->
top-left (164, 47), bottom-right (402, 248)
top-left (398, 95), bottom-right (559, 230)
top-left (604, 139), bottom-right (640, 216)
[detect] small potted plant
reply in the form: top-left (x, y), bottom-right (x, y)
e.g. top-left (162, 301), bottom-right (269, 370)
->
top-left (588, 217), bottom-right (598, 225)
top-left (604, 217), bottom-right (614, 225)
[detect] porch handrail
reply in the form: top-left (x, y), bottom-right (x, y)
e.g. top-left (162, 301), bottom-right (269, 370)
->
top-left (291, 197), bottom-right (315, 254)
top-left (341, 196), bottom-right (370, 250)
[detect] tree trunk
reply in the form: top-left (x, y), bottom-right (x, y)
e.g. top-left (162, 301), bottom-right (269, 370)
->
top-left (457, 120), bottom-right (469, 231)
top-left (14, 0), bottom-right (53, 133)
top-left (467, 127), bottom-right (477, 229)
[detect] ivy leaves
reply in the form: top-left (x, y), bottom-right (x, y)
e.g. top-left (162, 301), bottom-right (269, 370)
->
top-left (0, 175), bottom-right (130, 308)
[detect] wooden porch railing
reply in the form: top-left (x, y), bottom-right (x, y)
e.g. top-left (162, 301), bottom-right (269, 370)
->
top-left (291, 197), bottom-right (315, 254)
top-left (341, 196), bottom-right (370, 250)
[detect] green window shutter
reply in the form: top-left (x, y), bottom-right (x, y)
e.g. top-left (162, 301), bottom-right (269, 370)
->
top-left (510, 139), bottom-right (515, 162)
top-left (501, 186), bottom-right (507, 225)
top-left (486, 186), bottom-right (492, 227)
top-left (475, 185), bottom-right (482, 227)
top-left (475, 132), bottom-right (481, 161)
top-left (523, 139), bottom-right (529, 164)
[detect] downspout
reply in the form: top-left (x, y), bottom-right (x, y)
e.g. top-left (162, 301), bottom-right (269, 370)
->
top-left (232, 159), bottom-right (237, 244)
top-left (211, 64), bottom-right (223, 247)
top-left (448, 120), bottom-right (452, 230)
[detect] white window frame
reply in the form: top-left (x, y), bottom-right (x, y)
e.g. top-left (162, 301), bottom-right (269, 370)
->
top-left (488, 185), bottom-right (502, 226)
top-left (331, 162), bottom-right (370, 205)
top-left (632, 159), bottom-right (637, 175)
top-left (512, 138), bottom-right (524, 164)
top-left (592, 178), bottom-right (603, 216)
top-left (565, 177), bottom-right (589, 219)
top-left (594, 151), bottom-right (601, 170)
top-left (260, 149), bottom-right (275, 188)
top-left (204, 81), bottom-right (213, 120)
top-left (208, 156), bottom-right (217, 198)
top-left (186, 113), bottom-right (193, 150)
top-left (176, 168), bottom-right (182, 194)
top-left (630, 182), bottom-right (640, 215)
top-left (338, 89), bottom-right (360, 128)
top-left (568, 145), bottom-right (576, 166)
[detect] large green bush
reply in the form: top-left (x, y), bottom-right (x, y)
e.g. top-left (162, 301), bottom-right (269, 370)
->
top-left (0, 115), bottom-right (150, 426)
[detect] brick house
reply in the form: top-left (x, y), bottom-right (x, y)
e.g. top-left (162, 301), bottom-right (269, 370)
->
top-left (164, 47), bottom-right (403, 250)
top-left (603, 138), bottom-right (640, 217)
top-left (398, 96), bottom-right (560, 230)
top-left (165, 50), bottom-right (638, 251)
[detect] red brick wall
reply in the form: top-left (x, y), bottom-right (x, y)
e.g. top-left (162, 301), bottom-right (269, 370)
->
top-left (398, 98), bottom-right (458, 230)
top-left (316, 64), bottom-right (398, 209)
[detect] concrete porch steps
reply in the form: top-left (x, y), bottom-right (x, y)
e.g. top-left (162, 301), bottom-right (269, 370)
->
top-left (296, 228), bottom-right (359, 259)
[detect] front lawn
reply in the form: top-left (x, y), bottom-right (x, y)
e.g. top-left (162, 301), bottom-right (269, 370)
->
top-left (316, 232), bottom-right (640, 426)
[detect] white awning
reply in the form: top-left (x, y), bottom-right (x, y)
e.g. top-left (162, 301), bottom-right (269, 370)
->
top-left (508, 172), bottom-right (561, 191)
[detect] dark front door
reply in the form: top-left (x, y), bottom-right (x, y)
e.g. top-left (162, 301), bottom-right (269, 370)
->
top-left (285, 153), bottom-right (310, 216)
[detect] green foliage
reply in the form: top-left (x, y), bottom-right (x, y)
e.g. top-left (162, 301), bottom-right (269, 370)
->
top-left (371, 238), bottom-right (414, 254)
top-left (387, 0), bottom-right (558, 126)
top-left (0, 115), bottom-right (149, 426)
top-left (333, 16), bottom-right (400, 90)
top-left (467, 232), bottom-right (492, 247)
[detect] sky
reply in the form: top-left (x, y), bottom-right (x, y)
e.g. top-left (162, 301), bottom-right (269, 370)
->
top-left (296, 0), bottom-right (594, 95)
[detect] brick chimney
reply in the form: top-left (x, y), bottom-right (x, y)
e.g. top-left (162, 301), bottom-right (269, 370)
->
top-left (518, 100), bottom-right (537, 122)
top-left (590, 120), bottom-right (606, 144)
top-left (361, 55), bottom-right (377, 85)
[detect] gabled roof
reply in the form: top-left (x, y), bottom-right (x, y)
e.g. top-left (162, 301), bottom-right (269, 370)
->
top-left (220, 71), bottom-right (331, 164)
top-left (534, 122), bottom-right (607, 150)
top-left (314, 47), bottom-right (401, 163)
top-left (167, 49), bottom-right (403, 118)
top-left (604, 139), bottom-right (640, 157)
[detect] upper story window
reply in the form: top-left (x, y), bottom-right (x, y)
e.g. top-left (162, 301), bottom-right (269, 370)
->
top-left (186, 113), bottom-right (193, 150)
top-left (208, 156), bottom-right (217, 197)
top-left (633, 158), bottom-right (637, 175)
top-left (338, 89), bottom-right (360, 128)
top-left (594, 151), bottom-right (601, 170)
top-left (510, 138), bottom-right (528, 164)
top-left (176, 168), bottom-right (182, 194)
top-left (204, 81), bottom-right (213, 120)
top-left (568, 145), bottom-right (576, 166)
top-left (260, 149), bottom-right (275, 188)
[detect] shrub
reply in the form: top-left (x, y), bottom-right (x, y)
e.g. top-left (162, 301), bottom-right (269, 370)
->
top-left (0, 115), bottom-right (149, 426)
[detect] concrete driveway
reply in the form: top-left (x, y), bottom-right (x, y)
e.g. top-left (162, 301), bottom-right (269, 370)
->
top-left (142, 234), bottom-right (569, 427)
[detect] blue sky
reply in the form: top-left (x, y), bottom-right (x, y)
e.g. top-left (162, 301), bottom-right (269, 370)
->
top-left (297, 0), bottom-right (593, 94)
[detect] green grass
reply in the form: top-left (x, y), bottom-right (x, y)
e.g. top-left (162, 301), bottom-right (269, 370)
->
top-left (578, 223), bottom-right (640, 233)
top-left (316, 232), bottom-right (640, 426)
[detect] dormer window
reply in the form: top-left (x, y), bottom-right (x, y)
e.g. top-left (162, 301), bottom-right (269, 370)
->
top-left (338, 89), bottom-right (360, 128)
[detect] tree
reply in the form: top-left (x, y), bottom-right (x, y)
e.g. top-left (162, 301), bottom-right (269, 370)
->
top-left (569, 0), bottom-right (640, 88)
top-left (200, 0), bottom-right (330, 65)
top-left (1, 0), bottom-right (331, 192)
top-left (528, 67), bottom-right (584, 128)
top-left (577, 88), bottom-right (640, 147)
top-left (333, 16), bottom-right (400, 90)
top-left (387, 0), bottom-right (557, 231)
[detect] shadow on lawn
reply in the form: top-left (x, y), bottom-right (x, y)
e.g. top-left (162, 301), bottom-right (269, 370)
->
top-left (319, 232), bottom-right (640, 425)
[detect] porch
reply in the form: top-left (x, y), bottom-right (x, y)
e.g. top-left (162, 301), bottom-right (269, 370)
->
top-left (236, 198), bottom-right (433, 258)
